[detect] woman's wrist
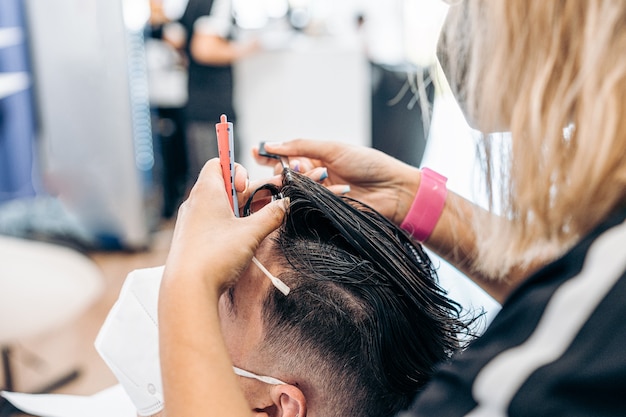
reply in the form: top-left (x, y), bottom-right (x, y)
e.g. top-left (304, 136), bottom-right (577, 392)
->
top-left (390, 165), bottom-right (422, 225)
top-left (161, 259), bottom-right (223, 305)
top-left (400, 168), bottom-right (448, 242)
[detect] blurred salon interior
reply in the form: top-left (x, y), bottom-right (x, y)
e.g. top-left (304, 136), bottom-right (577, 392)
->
top-left (0, 0), bottom-right (499, 405)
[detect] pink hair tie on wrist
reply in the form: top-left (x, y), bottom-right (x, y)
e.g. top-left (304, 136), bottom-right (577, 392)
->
top-left (400, 167), bottom-right (448, 242)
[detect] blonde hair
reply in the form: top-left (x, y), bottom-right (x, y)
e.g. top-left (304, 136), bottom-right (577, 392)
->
top-left (441, 1), bottom-right (626, 279)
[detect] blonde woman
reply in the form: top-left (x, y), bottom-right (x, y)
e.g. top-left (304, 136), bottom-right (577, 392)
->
top-left (158, 0), bottom-right (626, 416)
top-left (260, 1), bottom-right (626, 414)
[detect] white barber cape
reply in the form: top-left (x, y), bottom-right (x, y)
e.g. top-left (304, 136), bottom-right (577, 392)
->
top-left (1, 266), bottom-right (165, 417)
top-left (95, 266), bottom-right (165, 416)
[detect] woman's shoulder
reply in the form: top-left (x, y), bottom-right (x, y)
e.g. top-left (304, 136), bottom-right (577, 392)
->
top-left (408, 206), bottom-right (626, 417)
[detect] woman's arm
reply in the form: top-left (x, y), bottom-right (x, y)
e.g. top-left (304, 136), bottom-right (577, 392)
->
top-left (190, 32), bottom-right (259, 66)
top-left (259, 140), bottom-right (528, 303)
top-left (158, 159), bottom-right (287, 416)
top-left (424, 191), bottom-right (525, 303)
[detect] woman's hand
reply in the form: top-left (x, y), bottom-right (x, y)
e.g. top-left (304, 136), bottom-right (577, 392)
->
top-left (160, 159), bottom-right (283, 417)
top-left (254, 139), bottom-right (421, 225)
top-left (163, 158), bottom-right (288, 295)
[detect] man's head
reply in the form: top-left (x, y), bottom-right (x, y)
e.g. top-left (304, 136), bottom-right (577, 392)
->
top-left (219, 172), bottom-right (473, 417)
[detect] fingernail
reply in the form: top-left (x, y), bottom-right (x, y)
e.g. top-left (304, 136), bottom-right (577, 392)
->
top-left (292, 160), bottom-right (300, 172)
top-left (319, 168), bottom-right (328, 181)
top-left (342, 185), bottom-right (351, 194)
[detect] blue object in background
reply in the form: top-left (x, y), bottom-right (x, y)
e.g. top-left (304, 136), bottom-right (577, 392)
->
top-left (0, 0), bottom-right (39, 203)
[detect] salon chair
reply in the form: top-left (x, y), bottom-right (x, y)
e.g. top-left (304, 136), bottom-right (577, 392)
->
top-left (0, 235), bottom-right (104, 412)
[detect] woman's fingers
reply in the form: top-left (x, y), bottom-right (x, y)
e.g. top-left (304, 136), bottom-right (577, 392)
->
top-left (233, 163), bottom-right (249, 193)
top-left (262, 139), bottom-right (344, 163)
top-left (242, 197), bottom-right (288, 244)
top-left (167, 159), bottom-right (286, 292)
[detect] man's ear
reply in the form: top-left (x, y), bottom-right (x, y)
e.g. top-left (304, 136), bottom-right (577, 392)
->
top-left (269, 384), bottom-right (306, 417)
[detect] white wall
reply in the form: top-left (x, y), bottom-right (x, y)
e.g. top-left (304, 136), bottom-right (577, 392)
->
top-left (233, 34), bottom-right (371, 180)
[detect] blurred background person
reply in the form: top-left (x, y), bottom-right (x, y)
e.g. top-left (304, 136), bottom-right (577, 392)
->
top-left (167, 0), bottom-right (260, 185)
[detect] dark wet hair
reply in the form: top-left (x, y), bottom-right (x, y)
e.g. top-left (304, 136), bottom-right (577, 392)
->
top-left (260, 171), bottom-right (477, 417)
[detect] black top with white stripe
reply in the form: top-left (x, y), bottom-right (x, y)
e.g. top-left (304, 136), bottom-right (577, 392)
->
top-left (406, 206), bottom-right (626, 417)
